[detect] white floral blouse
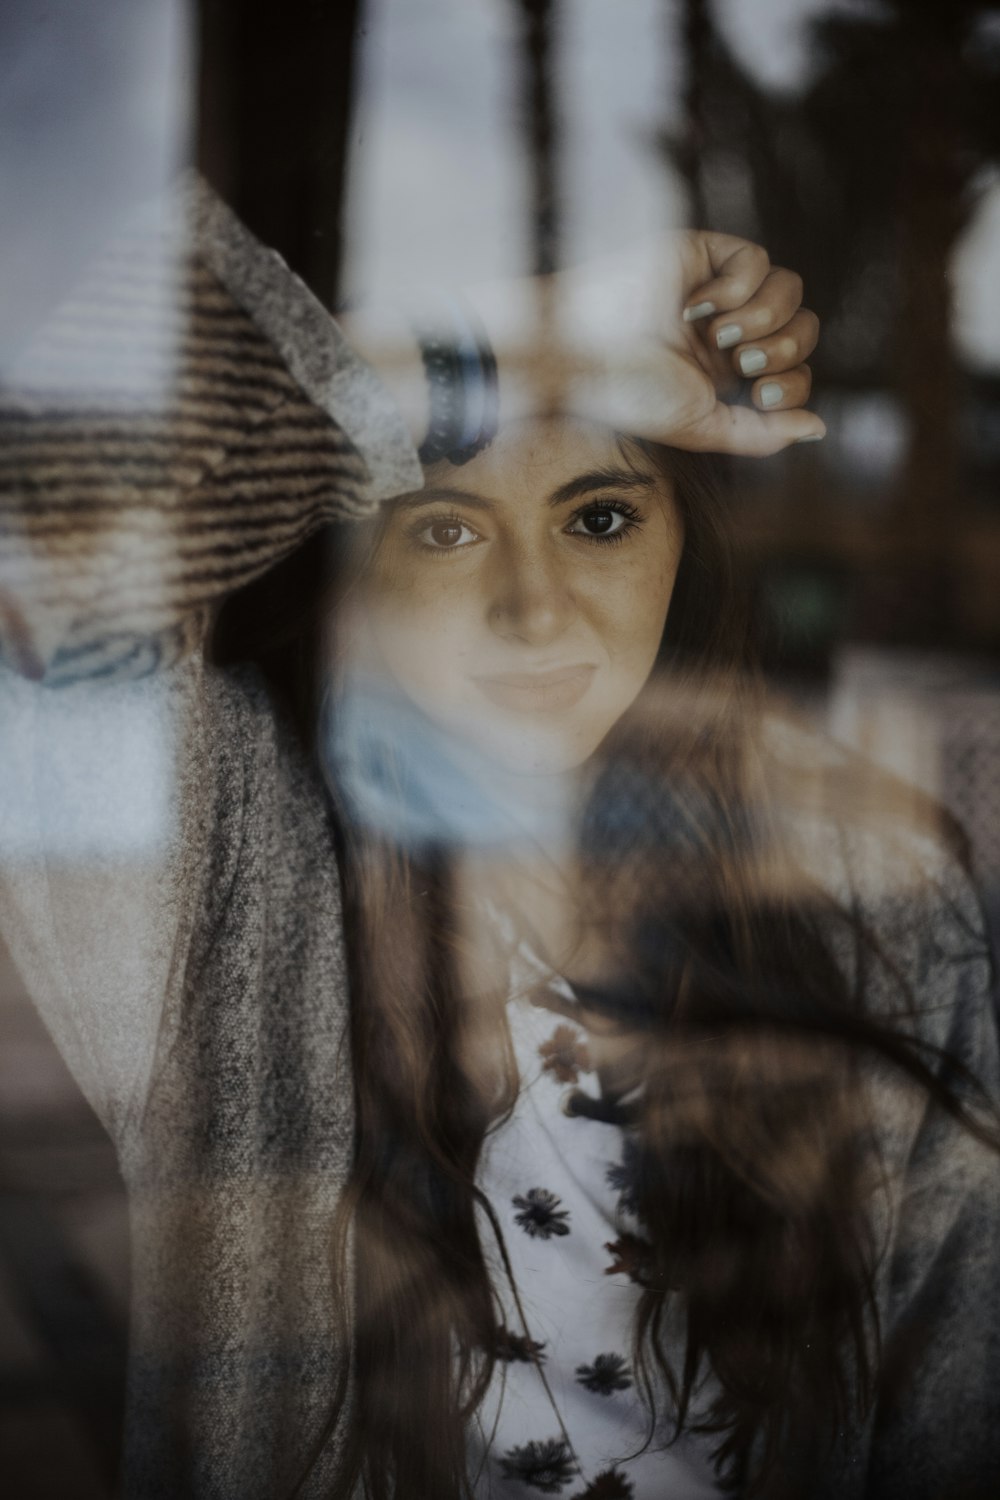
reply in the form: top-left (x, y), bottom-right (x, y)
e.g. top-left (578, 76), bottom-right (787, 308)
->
top-left (469, 946), bottom-right (724, 1500)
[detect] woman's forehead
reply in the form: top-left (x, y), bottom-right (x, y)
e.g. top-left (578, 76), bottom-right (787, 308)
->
top-left (423, 417), bottom-right (658, 501)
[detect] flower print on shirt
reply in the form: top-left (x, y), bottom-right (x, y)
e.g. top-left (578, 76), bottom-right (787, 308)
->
top-left (513, 1187), bottom-right (571, 1239)
top-left (574, 1352), bottom-right (632, 1396)
top-left (603, 1233), bottom-right (653, 1283)
top-left (604, 1136), bottom-right (643, 1219)
top-left (570, 1469), bottom-right (635, 1499)
top-left (538, 1023), bottom-right (591, 1084)
top-left (499, 1437), bottom-right (578, 1493)
top-left (495, 1325), bottom-right (548, 1364)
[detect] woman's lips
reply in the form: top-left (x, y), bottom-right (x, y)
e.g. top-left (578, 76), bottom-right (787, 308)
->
top-left (473, 664), bottom-right (597, 713)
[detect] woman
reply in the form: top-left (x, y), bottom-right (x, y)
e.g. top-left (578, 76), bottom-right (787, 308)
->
top-left (1, 181), bottom-right (997, 1499)
top-left (278, 419), bottom-right (998, 1500)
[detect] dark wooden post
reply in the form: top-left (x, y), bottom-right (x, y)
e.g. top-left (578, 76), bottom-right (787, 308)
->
top-left (678, 0), bottom-right (712, 228)
top-left (196, 0), bottom-right (363, 307)
top-left (515, 0), bottom-right (561, 277)
top-left (892, 11), bottom-right (965, 551)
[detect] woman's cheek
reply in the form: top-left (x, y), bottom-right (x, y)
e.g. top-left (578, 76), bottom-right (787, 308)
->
top-left (372, 587), bottom-right (478, 710)
top-left (601, 555), bottom-right (676, 668)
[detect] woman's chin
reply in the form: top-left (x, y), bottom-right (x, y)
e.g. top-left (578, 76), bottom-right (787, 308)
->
top-left (448, 710), bottom-right (600, 781)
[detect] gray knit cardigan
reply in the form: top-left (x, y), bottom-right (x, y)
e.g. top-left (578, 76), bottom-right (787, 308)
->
top-left (1, 183), bottom-right (998, 1500)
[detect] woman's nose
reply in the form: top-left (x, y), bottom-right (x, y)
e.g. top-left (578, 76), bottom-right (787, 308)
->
top-left (487, 542), bottom-right (577, 647)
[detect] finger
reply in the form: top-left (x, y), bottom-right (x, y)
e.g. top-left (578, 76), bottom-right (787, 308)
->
top-left (750, 364), bottom-right (813, 412)
top-left (730, 308), bottom-right (820, 380)
top-left (704, 267), bottom-right (804, 352)
top-left (683, 402), bottom-right (826, 458)
top-left (681, 234), bottom-right (770, 321)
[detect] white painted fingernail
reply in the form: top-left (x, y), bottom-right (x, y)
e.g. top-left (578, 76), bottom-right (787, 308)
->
top-left (683, 300), bottom-right (716, 322)
top-left (738, 347), bottom-right (767, 375)
top-left (759, 381), bottom-right (784, 408)
top-left (715, 323), bottom-right (742, 350)
top-left (794, 431), bottom-right (825, 443)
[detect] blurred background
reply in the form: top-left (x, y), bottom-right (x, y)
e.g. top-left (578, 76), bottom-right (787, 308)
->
top-left (3, 0), bottom-right (1000, 1492)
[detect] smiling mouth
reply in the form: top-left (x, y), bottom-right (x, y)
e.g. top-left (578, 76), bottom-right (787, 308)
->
top-left (473, 664), bottom-right (597, 713)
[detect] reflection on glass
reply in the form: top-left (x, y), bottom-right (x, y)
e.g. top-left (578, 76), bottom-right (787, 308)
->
top-left (2, 4), bottom-right (1000, 1499)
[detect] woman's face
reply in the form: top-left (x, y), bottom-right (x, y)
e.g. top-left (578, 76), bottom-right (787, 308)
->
top-left (352, 418), bottom-right (684, 776)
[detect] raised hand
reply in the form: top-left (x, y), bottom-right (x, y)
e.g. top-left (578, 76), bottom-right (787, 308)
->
top-left (667, 229), bottom-right (823, 454)
top-left (528, 228), bottom-right (825, 455)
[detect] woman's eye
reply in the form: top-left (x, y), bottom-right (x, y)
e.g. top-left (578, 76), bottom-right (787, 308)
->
top-left (416, 518), bottom-right (480, 551)
top-left (566, 504), bottom-right (638, 541)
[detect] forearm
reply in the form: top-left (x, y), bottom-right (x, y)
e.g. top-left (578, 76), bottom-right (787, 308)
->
top-left (343, 234), bottom-right (826, 462)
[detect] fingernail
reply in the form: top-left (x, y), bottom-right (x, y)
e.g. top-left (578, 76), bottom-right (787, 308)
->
top-left (738, 347), bottom-right (767, 376)
top-left (683, 300), bottom-right (716, 322)
top-left (794, 431), bottom-right (825, 443)
top-left (759, 381), bottom-right (784, 408)
top-left (715, 323), bottom-right (742, 350)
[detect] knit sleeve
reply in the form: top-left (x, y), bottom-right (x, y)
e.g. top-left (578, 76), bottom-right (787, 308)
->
top-left (0, 174), bottom-right (421, 685)
top-left (760, 721), bottom-right (1000, 1498)
top-left (788, 831), bottom-right (1000, 1500)
top-left (862, 851), bottom-right (1000, 1500)
top-left (0, 177), bottom-right (421, 1139)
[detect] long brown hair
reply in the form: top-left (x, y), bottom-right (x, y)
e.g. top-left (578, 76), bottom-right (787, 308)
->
top-left (213, 442), bottom-right (996, 1499)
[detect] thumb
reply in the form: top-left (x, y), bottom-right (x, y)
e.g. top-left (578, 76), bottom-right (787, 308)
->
top-left (679, 401), bottom-right (826, 457)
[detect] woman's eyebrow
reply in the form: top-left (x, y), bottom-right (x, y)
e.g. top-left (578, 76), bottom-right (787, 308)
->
top-left (393, 488), bottom-right (494, 512)
top-left (392, 466), bottom-right (655, 514)
top-left (547, 467), bottom-right (656, 508)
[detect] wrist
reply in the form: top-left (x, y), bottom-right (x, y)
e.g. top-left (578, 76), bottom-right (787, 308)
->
top-left (415, 297), bottom-right (498, 466)
top-left (340, 297), bottom-right (502, 465)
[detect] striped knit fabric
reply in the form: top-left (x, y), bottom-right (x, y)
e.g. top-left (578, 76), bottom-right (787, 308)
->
top-left (0, 176), bottom-right (419, 686)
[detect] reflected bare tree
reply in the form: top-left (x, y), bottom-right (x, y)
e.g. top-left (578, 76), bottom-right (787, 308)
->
top-left (665, 0), bottom-right (1000, 651)
top-left (197, 0), bottom-right (363, 307)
